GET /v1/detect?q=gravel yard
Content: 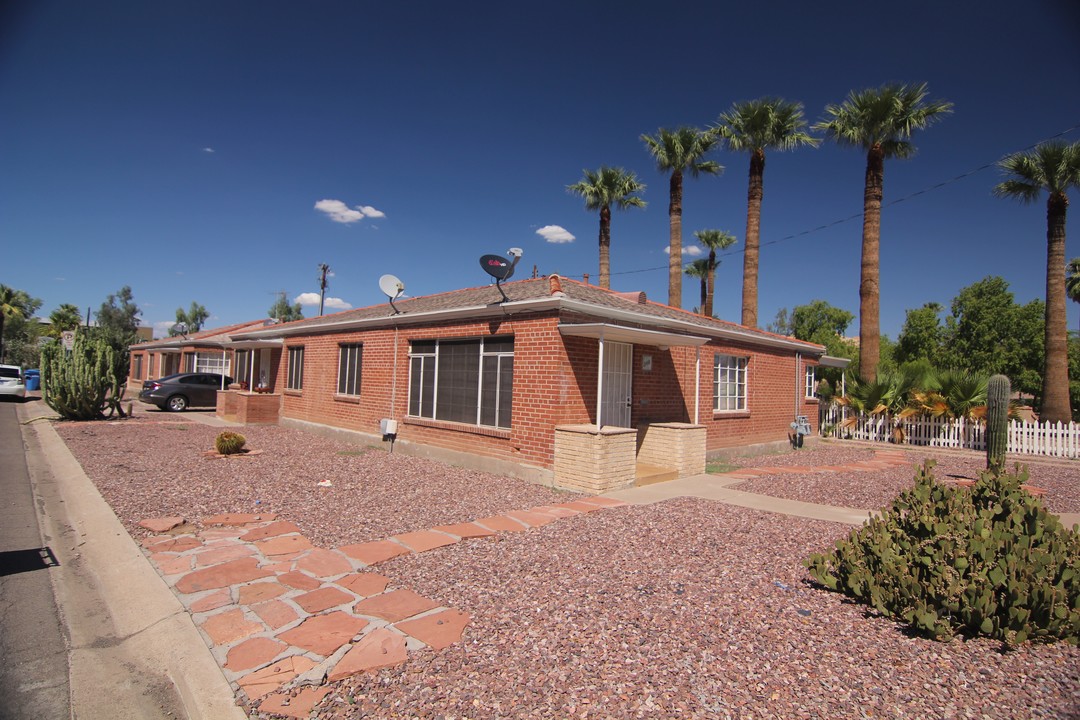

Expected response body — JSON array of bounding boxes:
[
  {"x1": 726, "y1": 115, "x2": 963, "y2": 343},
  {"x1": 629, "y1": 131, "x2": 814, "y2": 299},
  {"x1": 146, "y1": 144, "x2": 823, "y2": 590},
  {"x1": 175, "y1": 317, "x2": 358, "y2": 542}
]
[
  {"x1": 730, "y1": 442, "x2": 1080, "y2": 514},
  {"x1": 53, "y1": 417, "x2": 1080, "y2": 719}
]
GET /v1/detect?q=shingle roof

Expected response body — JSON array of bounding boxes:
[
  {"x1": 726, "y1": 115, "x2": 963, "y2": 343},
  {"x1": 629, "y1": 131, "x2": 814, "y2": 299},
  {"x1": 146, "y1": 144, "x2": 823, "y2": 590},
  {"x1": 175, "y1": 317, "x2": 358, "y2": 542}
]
[
  {"x1": 132, "y1": 318, "x2": 278, "y2": 349},
  {"x1": 232, "y1": 276, "x2": 824, "y2": 354}
]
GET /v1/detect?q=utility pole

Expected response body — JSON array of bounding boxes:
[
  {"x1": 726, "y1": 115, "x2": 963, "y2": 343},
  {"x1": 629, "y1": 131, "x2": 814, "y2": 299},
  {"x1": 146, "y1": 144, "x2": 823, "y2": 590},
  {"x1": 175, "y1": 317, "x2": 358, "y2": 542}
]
[{"x1": 317, "y1": 263, "x2": 331, "y2": 317}]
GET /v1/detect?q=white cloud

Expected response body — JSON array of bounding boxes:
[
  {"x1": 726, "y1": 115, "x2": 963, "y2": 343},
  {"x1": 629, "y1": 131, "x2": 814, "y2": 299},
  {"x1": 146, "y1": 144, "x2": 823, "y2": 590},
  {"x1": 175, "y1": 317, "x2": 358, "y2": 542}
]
[
  {"x1": 664, "y1": 245, "x2": 703, "y2": 256},
  {"x1": 294, "y1": 293, "x2": 352, "y2": 311},
  {"x1": 314, "y1": 199, "x2": 386, "y2": 224},
  {"x1": 202, "y1": 147, "x2": 215, "y2": 154},
  {"x1": 537, "y1": 225, "x2": 575, "y2": 244},
  {"x1": 323, "y1": 297, "x2": 352, "y2": 310},
  {"x1": 357, "y1": 205, "x2": 385, "y2": 219},
  {"x1": 153, "y1": 320, "x2": 174, "y2": 339}
]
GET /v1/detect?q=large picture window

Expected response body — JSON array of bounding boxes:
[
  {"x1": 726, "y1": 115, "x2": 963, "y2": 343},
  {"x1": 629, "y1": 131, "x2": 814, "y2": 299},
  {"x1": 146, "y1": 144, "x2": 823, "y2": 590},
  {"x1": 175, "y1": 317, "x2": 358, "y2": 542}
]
[
  {"x1": 408, "y1": 337, "x2": 514, "y2": 429},
  {"x1": 714, "y1": 354, "x2": 748, "y2": 412},
  {"x1": 286, "y1": 346, "x2": 304, "y2": 391},
  {"x1": 337, "y1": 344, "x2": 362, "y2": 396},
  {"x1": 194, "y1": 352, "x2": 230, "y2": 376}
]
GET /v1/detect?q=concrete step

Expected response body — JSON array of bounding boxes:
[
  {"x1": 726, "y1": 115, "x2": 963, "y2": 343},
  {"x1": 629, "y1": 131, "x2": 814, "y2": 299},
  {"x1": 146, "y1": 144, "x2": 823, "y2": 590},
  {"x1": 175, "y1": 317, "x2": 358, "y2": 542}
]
[{"x1": 635, "y1": 462, "x2": 679, "y2": 487}]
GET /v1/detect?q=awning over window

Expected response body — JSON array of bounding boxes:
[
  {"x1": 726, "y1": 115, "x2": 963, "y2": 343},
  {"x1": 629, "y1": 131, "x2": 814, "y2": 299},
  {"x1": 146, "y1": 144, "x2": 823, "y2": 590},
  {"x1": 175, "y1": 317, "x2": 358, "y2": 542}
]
[{"x1": 558, "y1": 323, "x2": 709, "y2": 348}]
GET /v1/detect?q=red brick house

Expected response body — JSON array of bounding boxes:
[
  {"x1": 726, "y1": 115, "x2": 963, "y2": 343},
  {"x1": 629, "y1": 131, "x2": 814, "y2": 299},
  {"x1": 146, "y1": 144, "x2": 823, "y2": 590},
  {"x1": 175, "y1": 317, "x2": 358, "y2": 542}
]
[
  {"x1": 214, "y1": 275, "x2": 830, "y2": 492},
  {"x1": 127, "y1": 318, "x2": 283, "y2": 391}
]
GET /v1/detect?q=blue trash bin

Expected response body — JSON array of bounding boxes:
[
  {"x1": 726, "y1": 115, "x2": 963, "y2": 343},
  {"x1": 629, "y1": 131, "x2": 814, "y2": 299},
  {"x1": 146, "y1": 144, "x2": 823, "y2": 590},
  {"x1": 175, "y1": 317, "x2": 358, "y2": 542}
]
[{"x1": 24, "y1": 369, "x2": 40, "y2": 391}]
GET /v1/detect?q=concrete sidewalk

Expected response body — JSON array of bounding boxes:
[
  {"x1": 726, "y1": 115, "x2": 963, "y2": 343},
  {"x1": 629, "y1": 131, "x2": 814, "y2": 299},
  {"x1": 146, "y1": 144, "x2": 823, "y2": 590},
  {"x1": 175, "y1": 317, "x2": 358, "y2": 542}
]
[{"x1": 16, "y1": 398, "x2": 246, "y2": 720}]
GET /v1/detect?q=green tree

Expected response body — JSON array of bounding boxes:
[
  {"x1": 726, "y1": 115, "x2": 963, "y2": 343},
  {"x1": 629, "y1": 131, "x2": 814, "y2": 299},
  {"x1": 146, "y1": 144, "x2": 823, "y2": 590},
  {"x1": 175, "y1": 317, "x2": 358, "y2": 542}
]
[
  {"x1": 566, "y1": 167, "x2": 647, "y2": 289},
  {"x1": 714, "y1": 98, "x2": 819, "y2": 328},
  {"x1": 814, "y1": 83, "x2": 952, "y2": 382},
  {"x1": 0, "y1": 284, "x2": 40, "y2": 364},
  {"x1": 994, "y1": 141, "x2": 1080, "y2": 423},
  {"x1": 1067, "y1": 257, "x2": 1080, "y2": 335},
  {"x1": 895, "y1": 302, "x2": 945, "y2": 365},
  {"x1": 771, "y1": 300, "x2": 857, "y2": 387},
  {"x1": 684, "y1": 258, "x2": 711, "y2": 314},
  {"x1": 641, "y1": 127, "x2": 723, "y2": 308},
  {"x1": 693, "y1": 229, "x2": 737, "y2": 317},
  {"x1": 942, "y1": 277, "x2": 1044, "y2": 397},
  {"x1": 48, "y1": 303, "x2": 83, "y2": 338},
  {"x1": 94, "y1": 286, "x2": 141, "y2": 378},
  {"x1": 170, "y1": 301, "x2": 209, "y2": 336},
  {"x1": 269, "y1": 293, "x2": 304, "y2": 323}
]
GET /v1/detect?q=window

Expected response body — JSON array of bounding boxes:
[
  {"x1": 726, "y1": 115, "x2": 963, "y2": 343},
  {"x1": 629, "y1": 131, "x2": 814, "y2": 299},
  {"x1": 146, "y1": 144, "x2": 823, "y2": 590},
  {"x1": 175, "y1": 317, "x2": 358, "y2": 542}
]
[
  {"x1": 408, "y1": 337, "x2": 514, "y2": 429},
  {"x1": 805, "y1": 365, "x2": 816, "y2": 398},
  {"x1": 132, "y1": 354, "x2": 144, "y2": 379},
  {"x1": 286, "y1": 346, "x2": 304, "y2": 390},
  {"x1": 714, "y1": 354, "x2": 747, "y2": 411},
  {"x1": 148, "y1": 353, "x2": 155, "y2": 378},
  {"x1": 195, "y1": 353, "x2": 230, "y2": 376},
  {"x1": 337, "y1": 344, "x2": 362, "y2": 396}
]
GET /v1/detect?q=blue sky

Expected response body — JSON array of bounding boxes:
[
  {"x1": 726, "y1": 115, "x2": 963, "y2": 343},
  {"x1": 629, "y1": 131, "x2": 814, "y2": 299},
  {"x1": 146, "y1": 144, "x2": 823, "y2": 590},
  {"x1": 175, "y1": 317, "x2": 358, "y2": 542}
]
[{"x1": 2, "y1": 1, "x2": 1079, "y2": 340}]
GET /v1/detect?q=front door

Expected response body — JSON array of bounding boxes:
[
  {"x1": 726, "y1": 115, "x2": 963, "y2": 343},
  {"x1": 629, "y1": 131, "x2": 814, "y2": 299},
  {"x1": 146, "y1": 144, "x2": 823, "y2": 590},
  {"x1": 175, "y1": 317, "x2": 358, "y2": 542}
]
[{"x1": 600, "y1": 341, "x2": 632, "y2": 428}]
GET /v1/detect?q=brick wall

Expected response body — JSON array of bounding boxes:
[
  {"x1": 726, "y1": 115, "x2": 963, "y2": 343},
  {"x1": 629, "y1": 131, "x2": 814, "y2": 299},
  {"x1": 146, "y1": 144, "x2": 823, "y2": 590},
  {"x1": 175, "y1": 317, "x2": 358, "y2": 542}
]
[{"x1": 270, "y1": 308, "x2": 821, "y2": 471}]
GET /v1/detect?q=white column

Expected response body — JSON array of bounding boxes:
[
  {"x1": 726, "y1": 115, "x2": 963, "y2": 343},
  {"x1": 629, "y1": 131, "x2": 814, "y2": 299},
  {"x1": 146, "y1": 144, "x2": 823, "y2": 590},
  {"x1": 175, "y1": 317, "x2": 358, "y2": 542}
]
[{"x1": 595, "y1": 332, "x2": 605, "y2": 430}]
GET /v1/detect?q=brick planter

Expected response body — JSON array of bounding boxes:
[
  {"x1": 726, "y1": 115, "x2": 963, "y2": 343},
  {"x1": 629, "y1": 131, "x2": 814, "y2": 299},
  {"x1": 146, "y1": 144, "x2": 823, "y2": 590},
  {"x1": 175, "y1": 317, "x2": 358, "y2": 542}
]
[{"x1": 553, "y1": 424, "x2": 637, "y2": 493}]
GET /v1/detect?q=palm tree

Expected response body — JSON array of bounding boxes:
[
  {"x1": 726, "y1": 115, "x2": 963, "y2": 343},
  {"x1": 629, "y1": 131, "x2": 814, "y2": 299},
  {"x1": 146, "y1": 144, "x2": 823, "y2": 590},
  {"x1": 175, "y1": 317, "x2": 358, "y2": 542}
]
[
  {"x1": 641, "y1": 127, "x2": 723, "y2": 308},
  {"x1": 567, "y1": 167, "x2": 647, "y2": 289},
  {"x1": 48, "y1": 303, "x2": 83, "y2": 338},
  {"x1": 685, "y1": 259, "x2": 711, "y2": 315},
  {"x1": 1067, "y1": 257, "x2": 1080, "y2": 335},
  {"x1": 814, "y1": 83, "x2": 952, "y2": 382},
  {"x1": 0, "y1": 285, "x2": 33, "y2": 362},
  {"x1": 714, "y1": 98, "x2": 819, "y2": 328},
  {"x1": 994, "y1": 141, "x2": 1080, "y2": 423},
  {"x1": 693, "y1": 229, "x2": 738, "y2": 318}
]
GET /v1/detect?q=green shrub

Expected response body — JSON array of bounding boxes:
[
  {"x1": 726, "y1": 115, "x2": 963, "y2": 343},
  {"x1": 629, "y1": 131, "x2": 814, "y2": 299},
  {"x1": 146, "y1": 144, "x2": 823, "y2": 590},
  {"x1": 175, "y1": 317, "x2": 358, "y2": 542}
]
[
  {"x1": 214, "y1": 431, "x2": 247, "y2": 455},
  {"x1": 806, "y1": 461, "x2": 1080, "y2": 646}
]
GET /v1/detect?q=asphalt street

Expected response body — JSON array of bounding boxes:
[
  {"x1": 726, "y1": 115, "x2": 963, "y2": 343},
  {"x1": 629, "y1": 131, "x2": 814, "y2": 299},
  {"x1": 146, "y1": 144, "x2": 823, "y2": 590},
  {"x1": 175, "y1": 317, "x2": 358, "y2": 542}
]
[{"x1": 0, "y1": 399, "x2": 70, "y2": 720}]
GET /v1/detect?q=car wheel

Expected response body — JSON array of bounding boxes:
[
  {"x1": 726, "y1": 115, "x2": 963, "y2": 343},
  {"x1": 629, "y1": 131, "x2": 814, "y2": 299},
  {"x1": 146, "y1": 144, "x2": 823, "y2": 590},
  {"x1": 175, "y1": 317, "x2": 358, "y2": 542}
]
[{"x1": 166, "y1": 395, "x2": 188, "y2": 412}]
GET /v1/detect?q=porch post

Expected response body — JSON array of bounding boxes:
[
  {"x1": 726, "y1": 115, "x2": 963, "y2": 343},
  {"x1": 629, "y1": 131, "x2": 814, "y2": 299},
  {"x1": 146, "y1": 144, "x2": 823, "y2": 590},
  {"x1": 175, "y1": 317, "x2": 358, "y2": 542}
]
[
  {"x1": 249, "y1": 350, "x2": 255, "y2": 388},
  {"x1": 221, "y1": 350, "x2": 227, "y2": 389},
  {"x1": 596, "y1": 331, "x2": 605, "y2": 429},
  {"x1": 694, "y1": 347, "x2": 700, "y2": 425}
]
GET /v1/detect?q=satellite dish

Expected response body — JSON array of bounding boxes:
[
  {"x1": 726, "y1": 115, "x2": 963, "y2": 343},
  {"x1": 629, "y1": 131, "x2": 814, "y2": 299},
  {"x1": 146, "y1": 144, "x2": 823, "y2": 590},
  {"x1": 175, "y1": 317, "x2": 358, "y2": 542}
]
[
  {"x1": 479, "y1": 248, "x2": 524, "y2": 302},
  {"x1": 379, "y1": 274, "x2": 405, "y2": 299},
  {"x1": 480, "y1": 254, "x2": 514, "y2": 280},
  {"x1": 379, "y1": 274, "x2": 405, "y2": 314}
]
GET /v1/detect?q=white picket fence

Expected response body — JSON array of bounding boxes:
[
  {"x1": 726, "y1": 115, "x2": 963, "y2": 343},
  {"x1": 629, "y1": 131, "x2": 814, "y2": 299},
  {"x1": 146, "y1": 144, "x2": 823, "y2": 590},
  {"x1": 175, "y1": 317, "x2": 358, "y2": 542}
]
[{"x1": 822, "y1": 405, "x2": 1080, "y2": 460}]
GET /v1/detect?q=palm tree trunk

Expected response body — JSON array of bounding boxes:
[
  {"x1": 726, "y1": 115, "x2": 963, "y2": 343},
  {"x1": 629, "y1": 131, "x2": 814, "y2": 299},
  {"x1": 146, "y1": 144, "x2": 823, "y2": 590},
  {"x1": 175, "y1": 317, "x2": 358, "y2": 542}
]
[
  {"x1": 706, "y1": 250, "x2": 716, "y2": 317},
  {"x1": 699, "y1": 277, "x2": 707, "y2": 314},
  {"x1": 859, "y1": 145, "x2": 884, "y2": 382},
  {"x1": 1041, "y1": 192, "x2": 1073, "y2": 422},
  {"x1": 0, "y1": 314, "x2": 5, "y2": 363},
  {"x1": 599, "y1": 204, "x2": 612, "y2": 289},
  {"x1": 668, "y1": 172, "x2": 683, "y2": 308},
  {"x1": 741, "y1": 149, "x2": 765, "y2": 327}
]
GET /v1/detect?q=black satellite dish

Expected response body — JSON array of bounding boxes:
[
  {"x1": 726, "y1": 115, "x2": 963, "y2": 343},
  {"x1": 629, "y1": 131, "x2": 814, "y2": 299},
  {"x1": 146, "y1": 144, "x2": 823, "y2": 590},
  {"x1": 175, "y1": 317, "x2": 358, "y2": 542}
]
[{"x1": 479, "y1": 248, "x2": 523, "y2": 302}]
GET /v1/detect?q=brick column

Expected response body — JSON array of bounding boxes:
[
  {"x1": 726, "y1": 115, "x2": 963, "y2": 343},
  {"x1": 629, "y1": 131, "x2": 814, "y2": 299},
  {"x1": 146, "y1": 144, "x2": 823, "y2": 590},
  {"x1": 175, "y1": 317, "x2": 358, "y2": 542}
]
[
  {"x1": 553, "y1": 425, "x2": 636, "y2": 493},
  {"x1": 636, "y1": 422, "x2": 705, "y2": 477}
]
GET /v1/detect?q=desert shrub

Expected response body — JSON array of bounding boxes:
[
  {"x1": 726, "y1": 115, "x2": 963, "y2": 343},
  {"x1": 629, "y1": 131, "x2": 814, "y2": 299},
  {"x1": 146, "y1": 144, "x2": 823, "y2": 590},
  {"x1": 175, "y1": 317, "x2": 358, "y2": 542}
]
[
  {"x1": 214, "y1": 431, "x2": 247, "y2": 455},
  {"x1": 806, "y1": 461, "x2": 1080, "y2": 646}
]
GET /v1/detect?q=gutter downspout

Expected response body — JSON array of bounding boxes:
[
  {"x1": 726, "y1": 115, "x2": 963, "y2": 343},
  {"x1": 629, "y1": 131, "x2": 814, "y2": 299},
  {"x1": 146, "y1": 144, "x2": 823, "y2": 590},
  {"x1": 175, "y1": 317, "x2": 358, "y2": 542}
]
[{"x1": 795, "y1": 352, "x2": 801, "y2": 419}]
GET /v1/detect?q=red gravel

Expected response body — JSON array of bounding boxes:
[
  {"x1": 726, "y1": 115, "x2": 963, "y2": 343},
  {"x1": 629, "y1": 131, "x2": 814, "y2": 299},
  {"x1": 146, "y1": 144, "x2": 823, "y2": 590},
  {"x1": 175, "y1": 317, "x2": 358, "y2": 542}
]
[
  {"x1": 53, "y1": 418, "x2": 1080, "y2": 718},
  {"x1": 731, "y1": 443, "x2": 1080, "y2": 514}
]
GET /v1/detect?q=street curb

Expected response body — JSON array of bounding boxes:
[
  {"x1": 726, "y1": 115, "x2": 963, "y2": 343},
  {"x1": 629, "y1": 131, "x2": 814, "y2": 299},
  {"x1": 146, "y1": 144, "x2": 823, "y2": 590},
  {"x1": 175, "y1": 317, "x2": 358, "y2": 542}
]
[{"x1": 18, "y1": 400, "x2": 246, "y2": 720}]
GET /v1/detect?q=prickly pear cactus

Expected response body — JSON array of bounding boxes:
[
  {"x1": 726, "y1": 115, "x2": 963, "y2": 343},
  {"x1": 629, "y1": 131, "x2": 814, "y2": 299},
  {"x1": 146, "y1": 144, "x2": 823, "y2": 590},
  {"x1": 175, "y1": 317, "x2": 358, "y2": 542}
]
[{"x1": 986, "y1": 374, "x2": 1010, "y2": 475}]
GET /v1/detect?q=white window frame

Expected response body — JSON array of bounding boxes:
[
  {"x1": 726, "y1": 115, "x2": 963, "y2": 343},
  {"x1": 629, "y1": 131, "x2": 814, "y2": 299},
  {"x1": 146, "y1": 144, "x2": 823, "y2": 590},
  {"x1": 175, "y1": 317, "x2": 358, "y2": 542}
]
[
  {"x1": 194, "y1": 352, "x2": 231, "y2": 376},
  {"x1": 407, "y1": 337, "x2": 514, "y2": 429},
  {"x1": 286, "y1": 346, "x2": 304, "y2": 391},
  {"x1": 337, "y1": 344, "x2": 362, "y2": 396},
  {"x1": 713, "y1": 354, "x2": 748, "y2": 412},
  {"x1": 805, "y1": 364, "x2": 817, "y2": 398}
]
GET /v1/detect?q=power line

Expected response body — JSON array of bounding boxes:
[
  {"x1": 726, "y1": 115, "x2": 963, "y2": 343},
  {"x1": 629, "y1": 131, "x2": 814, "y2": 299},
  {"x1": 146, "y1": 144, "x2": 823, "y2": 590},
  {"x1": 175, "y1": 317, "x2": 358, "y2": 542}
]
[{"x1": 581, "y1": 122, "x2": 1080, "y2": 280}]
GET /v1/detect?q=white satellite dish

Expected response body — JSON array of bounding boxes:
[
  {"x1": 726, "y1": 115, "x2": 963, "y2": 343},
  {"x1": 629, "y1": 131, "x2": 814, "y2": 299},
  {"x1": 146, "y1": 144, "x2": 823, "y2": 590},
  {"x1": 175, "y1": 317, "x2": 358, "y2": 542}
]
[{"x1": 379, "y1": 274, "x2": 405, "y2": 314}]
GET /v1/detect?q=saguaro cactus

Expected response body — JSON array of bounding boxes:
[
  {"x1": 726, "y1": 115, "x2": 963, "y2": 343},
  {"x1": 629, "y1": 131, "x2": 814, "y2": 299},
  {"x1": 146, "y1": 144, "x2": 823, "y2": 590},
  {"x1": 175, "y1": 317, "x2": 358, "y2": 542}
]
[{"x1": 985, "y1": 374, "x2": 1010, "y2": 474}]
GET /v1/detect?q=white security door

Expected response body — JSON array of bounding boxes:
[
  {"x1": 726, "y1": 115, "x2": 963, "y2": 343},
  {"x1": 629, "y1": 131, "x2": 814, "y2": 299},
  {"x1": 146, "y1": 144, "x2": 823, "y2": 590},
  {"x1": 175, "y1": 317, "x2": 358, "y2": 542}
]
[{"x1": 600, "y1": 341, "x2": 633, "y2": 428}]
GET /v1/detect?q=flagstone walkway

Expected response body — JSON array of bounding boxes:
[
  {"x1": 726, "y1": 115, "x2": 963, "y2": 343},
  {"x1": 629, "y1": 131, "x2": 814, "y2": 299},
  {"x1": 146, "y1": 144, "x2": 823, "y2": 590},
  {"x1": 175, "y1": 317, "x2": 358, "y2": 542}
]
[{"x1": 138, "y1": 495, "x2": 627, "y2": 718}]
